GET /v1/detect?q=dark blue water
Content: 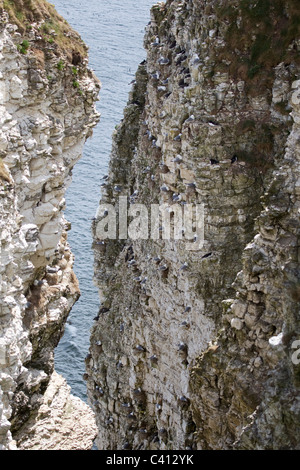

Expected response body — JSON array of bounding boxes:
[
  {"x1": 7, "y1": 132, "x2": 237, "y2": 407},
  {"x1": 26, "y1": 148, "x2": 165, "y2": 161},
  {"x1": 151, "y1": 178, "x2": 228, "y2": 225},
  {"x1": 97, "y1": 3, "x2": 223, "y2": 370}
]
[{"x1": 53, "y1": 0, "x2": 156, "y2": 401}]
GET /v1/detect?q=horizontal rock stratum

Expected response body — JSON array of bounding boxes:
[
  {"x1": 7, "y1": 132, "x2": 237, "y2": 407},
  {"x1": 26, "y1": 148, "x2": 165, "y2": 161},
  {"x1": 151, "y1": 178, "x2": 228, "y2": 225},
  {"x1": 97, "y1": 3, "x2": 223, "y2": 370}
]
[{"x1": 0, "y1": 1, "x2": 100, "y2": 450}]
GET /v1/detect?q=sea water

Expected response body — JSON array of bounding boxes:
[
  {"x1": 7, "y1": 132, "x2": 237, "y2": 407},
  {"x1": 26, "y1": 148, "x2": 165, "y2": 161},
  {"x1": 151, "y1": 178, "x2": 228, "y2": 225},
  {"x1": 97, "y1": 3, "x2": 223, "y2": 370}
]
[{"x1": 52, "y1": 0, "x2": 156, "y2": 402}]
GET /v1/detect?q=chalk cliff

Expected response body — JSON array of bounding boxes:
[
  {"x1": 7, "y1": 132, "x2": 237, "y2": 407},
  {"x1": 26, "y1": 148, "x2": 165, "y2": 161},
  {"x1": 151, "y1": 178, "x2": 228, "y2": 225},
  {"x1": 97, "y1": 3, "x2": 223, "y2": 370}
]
[
  {"x1": 88, "y1": 0, "x2": 300, "y2": 450},
  {"x1": 0, "y1": 1, "x2": 99, "y2": 449}
]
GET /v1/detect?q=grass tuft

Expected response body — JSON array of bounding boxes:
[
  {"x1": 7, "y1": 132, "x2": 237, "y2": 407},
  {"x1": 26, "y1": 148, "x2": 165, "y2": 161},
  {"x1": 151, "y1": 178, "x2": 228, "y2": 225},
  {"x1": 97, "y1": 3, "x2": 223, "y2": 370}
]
[
  {"x1": 215, "y1": 0, "x2": 300, "y2": 95},
  {"x1": 0, "y1": 0, "x2": 87, "y2": 62},
  {"x1": 17, "y1": 38, "x2": 30, "y2": 54}
]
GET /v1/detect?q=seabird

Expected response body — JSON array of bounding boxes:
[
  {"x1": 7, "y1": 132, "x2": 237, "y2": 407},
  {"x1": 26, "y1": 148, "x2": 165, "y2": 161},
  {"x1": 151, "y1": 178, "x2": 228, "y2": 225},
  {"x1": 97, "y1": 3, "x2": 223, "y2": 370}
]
[
  {"x1": 172, "y1": 193, "x2": 182, "y2": 202},
  {"x1": 101, "y1": 208, "x2": 109, "y2": 217},
  {"x1": 173, "y1": 154, "x2": 183, "y2": 163},
  {"x1": 186, "y1": 182, "x2": 196, "y2": 189},
  {"x1": 181, "y1": 66, "x2": 190, "y2": 75},
  {"x1": 176, "y1": 54, "x2": 187, "y2": 66},
  {"x1": 173, "y1": 134, "x2": 182, "y2": 141},
  {"x1": 140, "y1": 429, "x2": 148, "y2": 435},
  {"x1": 158, "y1": 56, "x2": 170, "y2": 65},
  {"x1": 158, "y1": 264, "x2": 168, "y2": 271},
  {"x1": 46, "y1": 266, "x2": 59, "y2": 274},
  {"x1": 178, "y1": 342, "x2": 187, "y2": 351},
  {"x1": 143, "y1": 166, "x2": 151, "y2": 173},
  {"x1": 128, "y1": 259, "x2": 137, "y2": 266},
  {"x1": 179, "y1": 396, "x2": 189, "y2": 403},
  {"x1": 135, "y1": 345, "x2": 146, "y2": 352},
  {"x1": 231, "y1": 155, "x2": 238, "y2": 164},
  {"x1": 122, "y1": 403, "x2": 131, "y2": 408},
  {"x1": 151, "y1": 37, "x2": 160, "y2": 46},
  {"x1": 160, "y1": 184, "x2": 169, "y2": 192},
  {"x1": 150, "y1": 354, "x2": 158, "y2": 362},
  {"x1": 184, "y1": 305, "x2": 191, "y2": 313},
  {"x1": 185, "y1": 114, "x2": 195, "y2": 123},
  {"x1": 180, "y1": 262, "x2": 188, "y2": 271},
  {"x1": 146, "y1": 129, "x2": 153, "y2": 140},
  {"x1": 151, "y1": 71, "x2": 160, "y2": 80},
  {"x1": 113, "y1": 185, "x2": 122, "y2": 192}
]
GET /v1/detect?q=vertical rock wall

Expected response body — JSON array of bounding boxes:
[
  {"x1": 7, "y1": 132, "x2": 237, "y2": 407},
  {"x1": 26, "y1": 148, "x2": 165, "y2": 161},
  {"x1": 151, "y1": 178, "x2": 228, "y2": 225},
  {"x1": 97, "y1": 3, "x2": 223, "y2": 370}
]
[
  {"x1": 190, "y1": 77, "x2": 300, "y2": 450},
  {"x1": 88, "y1": 0, "x2": 300, "y2": 450},
  {"x1": 0, "y1": 3, "x2": 99, "y2": 450}
]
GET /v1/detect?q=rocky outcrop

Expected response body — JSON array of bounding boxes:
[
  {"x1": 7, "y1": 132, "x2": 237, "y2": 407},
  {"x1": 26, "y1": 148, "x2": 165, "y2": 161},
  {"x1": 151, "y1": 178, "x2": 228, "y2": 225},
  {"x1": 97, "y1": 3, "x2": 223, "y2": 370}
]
[
  {"x1": 13, "y1": 371, "x2": 98, "y2": 450},
  {"x1": 0, "y1": 2, "x2": 99, "y2": 450},
  {"x1": 88, "y1": 0, "x2": 300, "y2": 450}
]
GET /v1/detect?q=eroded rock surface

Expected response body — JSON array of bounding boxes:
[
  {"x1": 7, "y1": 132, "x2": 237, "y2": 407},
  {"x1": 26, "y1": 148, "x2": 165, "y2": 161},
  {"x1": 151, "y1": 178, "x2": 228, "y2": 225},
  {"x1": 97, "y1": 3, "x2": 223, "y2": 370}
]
[
  {"x1": 0, "y1": 3, "x2": 99, "y2": 450},
  {"x1": 88, "y1": 0, "x2": 300, "y2": 450}
]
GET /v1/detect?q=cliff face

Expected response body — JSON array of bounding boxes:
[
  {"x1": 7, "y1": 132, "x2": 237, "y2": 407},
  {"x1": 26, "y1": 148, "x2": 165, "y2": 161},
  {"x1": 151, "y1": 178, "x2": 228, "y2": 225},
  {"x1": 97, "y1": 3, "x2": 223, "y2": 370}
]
[
  {"x1": 88, "y1": 0, "x2": 300, "y2": 450},
  {"x1": 0, "y1": 2, "x2": 99, "y2": 449}
]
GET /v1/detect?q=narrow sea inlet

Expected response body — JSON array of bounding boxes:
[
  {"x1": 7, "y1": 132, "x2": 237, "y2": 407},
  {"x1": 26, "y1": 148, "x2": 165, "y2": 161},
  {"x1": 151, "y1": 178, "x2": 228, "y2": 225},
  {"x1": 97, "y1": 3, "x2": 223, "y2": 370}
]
[{"x1": 52, "y1": 0, "x2": 157, "y2": 402}]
